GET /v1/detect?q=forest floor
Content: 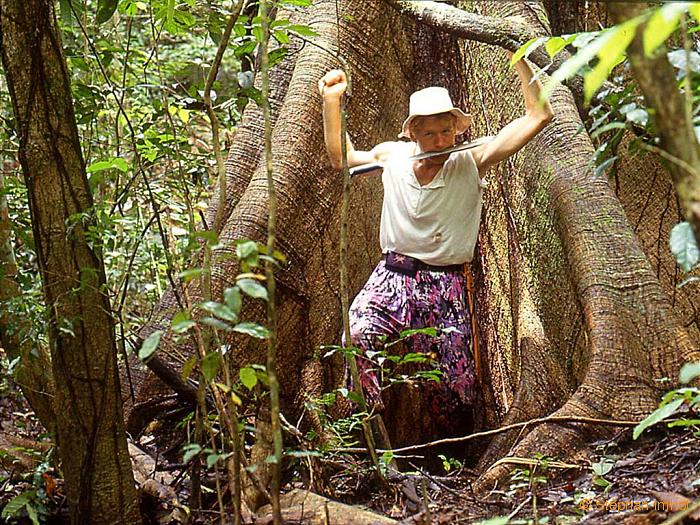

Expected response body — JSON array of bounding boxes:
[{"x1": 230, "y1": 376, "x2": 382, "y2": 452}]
[
  {"x1": 297, "y1": 423, "x2": 700, "y2": 525},
  {"x1": 1, "y1": 380, "x2": 700, "y2": 525}
]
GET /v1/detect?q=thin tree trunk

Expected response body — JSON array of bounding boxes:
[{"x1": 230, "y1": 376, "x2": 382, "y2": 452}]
[{"x1": 0, "y1": 1, "x2": 141, "y2": 522}]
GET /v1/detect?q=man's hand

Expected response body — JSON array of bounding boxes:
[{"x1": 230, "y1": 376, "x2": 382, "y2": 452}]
[
  {"x1": 319, "y1": 68, "x2": 384, "y2": 170},
  {"x1": 319, "y1": 69, "x2": 348, "y2": 99}
]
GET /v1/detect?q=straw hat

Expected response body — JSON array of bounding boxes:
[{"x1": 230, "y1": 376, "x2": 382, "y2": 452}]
[{"x1": 399, "y1": 87, "x2": 471, "y2": 139}]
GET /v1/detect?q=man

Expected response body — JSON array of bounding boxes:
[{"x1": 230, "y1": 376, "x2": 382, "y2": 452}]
[{"x1": 319, "y1": 54, "x2": 553, "y2": 431}]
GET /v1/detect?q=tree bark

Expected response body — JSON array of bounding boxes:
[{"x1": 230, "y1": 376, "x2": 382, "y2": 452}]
[
  {"x1": 128, "y1": 0, "x2": 700, "y2": 501},
  {"x1": 461, "y1": 1, "x2": 700, "y2": 491},
  {"x1": 0, "y1": 1, "x2": 141, "y2": 523}
]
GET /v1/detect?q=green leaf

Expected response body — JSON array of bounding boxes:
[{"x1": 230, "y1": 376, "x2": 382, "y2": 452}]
[
  {"x1": 1, "y1": 491, "x2": 35, "y2": 518},
  {"x1": 181, "y1": 355, "x2": 197, "y2": 381},
  {"x1": 668, "y1": 418, "x2": 700, "y2": 427},
  {"x1": 58, "y1": 0, "x2": 73, "y2": 25},
  {"x1": 172, "y1": 311, "x2": 196, "y2": 334},
  {"x1": 401, "y1": 352, "x2": 430, "y2": 364},
  {"x1": 201, "y1": 352, "x2": 221, "y2": 383},
  {"x1": 26, "y1": 503, "x2": 39, "y2": 525},
  {"x1": 86, "y1": 159, "x2": 117, "y2": 173},
  {"x1": 174, "y1": 318, "x2": 196, "y2": 333},
  {"x1": 96, "y1": 0, "x2": 118, "y2": 23},
  {"x1": 273, "y1": 30, "x2": 289, "y2": 44},
  {"x1": 280, "y1": 0, "x2": 311, "y2": 6},
  {"x1": 680, "y1": 361, "x2": 700, "y2": 384},
  {"x1": 589, "y1": 121, "x2": 627, "y2": 140},
  {"x1": 594, "y1": 156, "x2": 618, "y2": 178},
  {"x1": 112, "y1": 157, "x2": 128, "y2": 172},
  {"x1": 689, "y1": 3, "x2": 700, "y2": 24},
  {"x1": 399, "y1": 327, "x2": 438, "y2": 338},
  {"x1": 0, "y1": 490, "x2": 37, "y2": 518},
  {"x1": 643, "y1": 3, "x2": 686, "y2": 57},
  {"x1": 593, "y1": 477, "x2": 611, "y2": 488},
  {"x1": 233, "y1": 322, "x2": 269, "y2": 339},
  {"x1": 633, "y1": 397, "x2": 685, "y2": 439},
  {"x1": 238, "y1": 279, "x2": 268, "y2": 300},
  {"x1": 195, "y1": 230, "x2": 219, "y2": 247},
  {"x1": 240, "y1": 366, "x2": 258, "y2": 389},
  {"x1": 138, "y1": 330, "x2": 163, "y2": 361},
  {"x1": 415, "y1": 369, "x2": 443, "y2": 382},
  {"x1": 347, "y1": 390, "x2": 363, "y2": 405},
  {"x1": 201, "y1": 317, "x2": 232, "y2": 331},
  {"x1": 544, "y1": 36, "x2": 573, "y2": 59},
  {"x1": 236, "y1": 240, "x2": 259, "y2": 264},
  {"x1": 584, "y1": 21, "x2": 639, "y2": 104},
  {"x1": 670, "y1": 222, "x2": 700, "y2": 272},
  {"x1": 182, "y1": 443, "x2": 202, "y2": 463},
  {"x1": 269, "y1": 48, "x2": 287, "y2": 67},
  {"x1": 207, "y1": 452, "x2": 229, "y2": 468},
  {"x1": 543, "y1": 29, "x2": 606, "y2": 102},
  {"x1": 200, "y1": 301, "x2": 237, "y2": 322},
  {"x1": 288, "y1": 24, "x2": 318, "y2": 37},
  {"x1": 224, "y1": 287, "x2": 242, "y2": 314},
  {"x1": 511, "y1": 37, "x2": 544, "y2": 66},
  {"x1": 591, "y1": 460, "x2": 613, "y2": 477}
]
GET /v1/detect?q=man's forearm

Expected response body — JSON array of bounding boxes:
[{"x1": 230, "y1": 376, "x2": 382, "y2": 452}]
[
  {"x1": 322, "y1": 96, "x2": 354, "y2": 169},
  {"x1": 514, "y1": 59, "x2": 553, "y2": 119}
]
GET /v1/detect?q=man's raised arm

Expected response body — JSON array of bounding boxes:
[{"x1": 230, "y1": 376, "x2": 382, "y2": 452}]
[
  {"x1": 470, "y1": 53, "x2": 554, "y2": 173},
  {"x1": 319, "y1": 69, "x2": 377, "y2": 170}
]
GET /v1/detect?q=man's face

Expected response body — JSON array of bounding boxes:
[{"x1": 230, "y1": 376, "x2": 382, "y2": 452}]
[{"x1": 410, "y1": 114, "x2": 457, "y2": 166}]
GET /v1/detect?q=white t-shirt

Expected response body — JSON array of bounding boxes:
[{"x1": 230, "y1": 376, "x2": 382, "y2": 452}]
[{"x1": 379, "y1": 141, "x2": 485, "y2": 265}]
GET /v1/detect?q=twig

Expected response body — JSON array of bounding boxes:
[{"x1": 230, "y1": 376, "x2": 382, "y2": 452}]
[
  {"x1": 509, "y1": 495, "x2": 532, "y2": 521},
  {"x1": 640, "y1": 142, "x2": 700, "y2": 180},
  {"x1": 303, "y1": 1, "x2": 390, "y2": 482},
  {"x1": 489, "y1": 456, "x2": 580, "y2": 470},
  {"x1": 336, "y1": 415, "x2": 640, "y2": 454},
  {"x1": 659, "y1": 498, "x2": 700, "y2": 525},
  {"x1": 204, "y1": 0, "x2": 248, "y2": 233},
  {"x1": 292, "y1": 17, "x2": 394, "y2": 477},
  {"x1": 408, "y1": 462, "x2": 462, "y2": 498},
  {"x1": 260, "y1": 1, "x2": 283, "y2": 523}
]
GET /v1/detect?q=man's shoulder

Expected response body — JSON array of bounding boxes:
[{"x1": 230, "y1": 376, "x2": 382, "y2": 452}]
[
  {"x1": 451, "y1": 147, "x2": 479, "y2": 171},
  {"x1": 371, "y1": 140, "x2": 412, "y2": 162}
]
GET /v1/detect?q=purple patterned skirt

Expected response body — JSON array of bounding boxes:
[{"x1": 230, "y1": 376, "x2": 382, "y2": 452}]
[{"x1": 347, "y1": 260, "x2": 476, "y2": 421}]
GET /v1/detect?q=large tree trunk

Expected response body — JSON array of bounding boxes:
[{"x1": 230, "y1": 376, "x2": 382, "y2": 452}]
[
  {"x1": 0, "y1": 1, "x2": 141, "y2": 523},
  {"x1": 128, "y1": 0, "x2": 700, "y2": 501},
  {"x1": 128, "y1": 0, "x2": 473, "y2": 434},
  {"x1": 463, "y1": 1, "x2": 700, "y2": 489}
]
